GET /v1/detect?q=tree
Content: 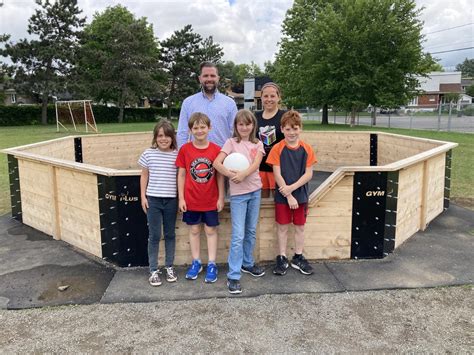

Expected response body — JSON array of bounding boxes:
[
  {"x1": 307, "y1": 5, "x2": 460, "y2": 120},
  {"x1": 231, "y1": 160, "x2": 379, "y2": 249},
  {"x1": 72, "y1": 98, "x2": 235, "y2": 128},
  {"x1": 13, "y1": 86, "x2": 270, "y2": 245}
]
[
  {"x1": 274, "y1": 0, "x2": 321, "y2": 109},
  {"x1": 420, "y1": 53, "x2": 444, "y2": 72},
  {"x1": 455, "y1": 58, "x2": 474, "y2": 77},
  {"x1": 466, "y1": 85, "x2": 474, "y2": 97},
  {"x1": 276, "y1": 0, "x2": 434, "y2": 126},
  {"x1": 200, "y1": 36, "x2": 224, "y2": 64},
  {"x1": 263, "y1": 60, "x2": 276, "y2": 77},
  {"x1": 160, "y1": 25, "x2": 203, "y2": 119},
  {"x1": 1, "y1": 0, "x2": 85, "y2": 124},
  {"x1": 217, "y1": 60, "x2": 238, "y2": 92},
  {"x1": 76, "y1": 5, "x2": 162, "y2": 123},
  {"x1": 217, "y1": 60, "x2": 264, "y2": 93}
]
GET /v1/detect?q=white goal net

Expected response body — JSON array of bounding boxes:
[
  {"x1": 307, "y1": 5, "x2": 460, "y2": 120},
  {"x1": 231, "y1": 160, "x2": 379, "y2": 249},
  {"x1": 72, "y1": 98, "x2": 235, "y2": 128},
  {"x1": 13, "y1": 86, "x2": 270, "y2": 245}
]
[{"x1": 55, "y1": 100, "x2": 98, "y2": 133}]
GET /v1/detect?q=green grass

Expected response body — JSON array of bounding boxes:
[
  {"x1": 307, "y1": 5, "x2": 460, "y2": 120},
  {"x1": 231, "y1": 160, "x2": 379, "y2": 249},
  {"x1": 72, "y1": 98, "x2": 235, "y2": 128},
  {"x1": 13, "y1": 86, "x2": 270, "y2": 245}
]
[{"x1": 0, "y1": 121, "x2": 472, "y2": 214}]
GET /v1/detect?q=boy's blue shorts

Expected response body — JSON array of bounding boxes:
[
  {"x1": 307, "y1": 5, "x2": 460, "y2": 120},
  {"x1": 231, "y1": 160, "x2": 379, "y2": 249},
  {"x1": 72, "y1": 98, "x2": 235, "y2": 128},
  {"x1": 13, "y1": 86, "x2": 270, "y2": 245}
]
[{"x1": 183, "y1": 210, "x2": 219, "y2": 227}]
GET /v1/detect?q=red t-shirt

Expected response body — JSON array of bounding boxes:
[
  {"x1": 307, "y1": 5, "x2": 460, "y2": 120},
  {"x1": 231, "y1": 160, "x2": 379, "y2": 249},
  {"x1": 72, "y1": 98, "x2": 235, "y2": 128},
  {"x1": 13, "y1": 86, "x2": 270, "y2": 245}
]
[{"x1": 176, "y1": 142, "x2": 221, "y2": 211}]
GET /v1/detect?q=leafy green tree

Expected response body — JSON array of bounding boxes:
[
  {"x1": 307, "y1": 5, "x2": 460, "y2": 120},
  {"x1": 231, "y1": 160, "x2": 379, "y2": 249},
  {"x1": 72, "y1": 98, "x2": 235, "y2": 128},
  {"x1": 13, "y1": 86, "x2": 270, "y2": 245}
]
[
  {"x1": 444, "y1": 92, "x2": 460, "y2": 103},
  {"x1": 263, "y1": 60, "x2": 276, "y2": 77},
  {"x1": 160, "y1": 25, "x2": 203, "y2": 119},
  {"x1": 217, "y1": 60, "x2": 238, "y2": 91},
  {"x1": 76, "y1": 5, "x2": 162, "y2": 123},
  {"x1": 274, "y1": 0, "x2": 321, "y2": 108},
  {"x1": 455, "y1": 58, "x2": 474, "y2": 77},
  {"x1": 200, "y1": 36, "x2": 224, "y2": 64},
  {"x1": 427, "y1": 57, "x2": 444, "y2": 72},
  {"x1": 1, "y1": 0, "x2": 85, "y2": 124},
  {"x1": 466, "y1": 85, "x2": 474, "y2": 97},
  {"x1": 276, "y1": 0, "x2": 433, "y2": 126},
  {"x1": 217, "y1": 61, "x2": 264, "y2": 93}
]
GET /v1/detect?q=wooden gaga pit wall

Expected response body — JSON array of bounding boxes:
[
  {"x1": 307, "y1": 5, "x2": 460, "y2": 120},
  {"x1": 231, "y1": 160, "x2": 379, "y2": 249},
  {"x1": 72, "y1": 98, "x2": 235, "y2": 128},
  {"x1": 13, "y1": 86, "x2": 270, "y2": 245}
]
[{"x1": 3, "y1": 131, "x2": 457, "y2": 267}]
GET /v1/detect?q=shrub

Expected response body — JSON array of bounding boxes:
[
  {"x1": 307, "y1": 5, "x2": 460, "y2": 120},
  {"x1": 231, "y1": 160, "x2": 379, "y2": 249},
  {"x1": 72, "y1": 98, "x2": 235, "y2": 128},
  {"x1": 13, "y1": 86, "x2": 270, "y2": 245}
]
[{"x1": 0, "y1": 105, "x2": 180, "y2": 126}]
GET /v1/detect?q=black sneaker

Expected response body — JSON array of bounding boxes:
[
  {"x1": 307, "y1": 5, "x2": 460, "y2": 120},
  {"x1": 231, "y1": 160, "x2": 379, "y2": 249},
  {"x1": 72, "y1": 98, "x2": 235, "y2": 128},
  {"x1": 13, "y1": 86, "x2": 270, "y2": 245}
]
[
  {"x1": 272, "y1": 255, "x2": 289, "y2": 276},
  {"x1": 241, "y1": 264, "x2": 265, "y2": 277},
  {"x1": 291, "y1": 254, "x2": 314, "y2": 275},
  {"x1": 227, "y1": 279, "x2": 242, "y2": 294}
]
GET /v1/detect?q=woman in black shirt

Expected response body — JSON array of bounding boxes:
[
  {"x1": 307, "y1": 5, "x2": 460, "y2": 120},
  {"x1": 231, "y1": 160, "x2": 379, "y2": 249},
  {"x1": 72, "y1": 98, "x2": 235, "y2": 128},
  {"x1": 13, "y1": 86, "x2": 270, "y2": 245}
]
[{"x1": 256, "y1": 82, "x2": 286, "y2": 196}]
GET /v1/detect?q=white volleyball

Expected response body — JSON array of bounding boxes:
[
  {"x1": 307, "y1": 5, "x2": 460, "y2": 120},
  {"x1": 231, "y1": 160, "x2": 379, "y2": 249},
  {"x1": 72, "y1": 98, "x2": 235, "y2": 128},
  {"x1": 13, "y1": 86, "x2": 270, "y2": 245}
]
[{"x1": 223, "y1": 152, "x2": 250, "y2": 171}]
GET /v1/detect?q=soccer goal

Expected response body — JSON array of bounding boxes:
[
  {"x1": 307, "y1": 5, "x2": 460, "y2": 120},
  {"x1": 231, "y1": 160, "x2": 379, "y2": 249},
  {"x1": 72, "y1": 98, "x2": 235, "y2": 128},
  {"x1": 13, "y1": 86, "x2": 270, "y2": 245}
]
[{"x1": 55, "y1": 100, "x2": 98, "y2": 133}]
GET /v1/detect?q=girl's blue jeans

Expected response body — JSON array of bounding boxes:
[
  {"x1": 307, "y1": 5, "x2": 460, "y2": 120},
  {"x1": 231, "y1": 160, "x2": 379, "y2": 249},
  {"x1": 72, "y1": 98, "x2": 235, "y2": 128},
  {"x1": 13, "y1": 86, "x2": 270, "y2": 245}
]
[
  {"x1": 227, "y1": 189, "x2": 261, "y2": 281},
  {"x1": 147, "y1": 196, "x2": 177, "y2": 272}
]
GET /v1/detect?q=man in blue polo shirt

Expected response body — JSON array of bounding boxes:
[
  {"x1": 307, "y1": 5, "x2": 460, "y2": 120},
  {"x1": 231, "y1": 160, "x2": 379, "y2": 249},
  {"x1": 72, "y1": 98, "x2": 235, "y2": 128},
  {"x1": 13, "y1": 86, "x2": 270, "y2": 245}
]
[{"x1": 177, "y1": 62, "x2": 238, "y2": 148}]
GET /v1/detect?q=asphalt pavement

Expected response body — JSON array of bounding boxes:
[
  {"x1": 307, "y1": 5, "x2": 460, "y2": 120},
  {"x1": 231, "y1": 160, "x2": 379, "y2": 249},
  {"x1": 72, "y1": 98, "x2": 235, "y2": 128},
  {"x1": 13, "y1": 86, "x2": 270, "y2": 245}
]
[{"x1": 0, "y1": 204, "x2": 472, "y2": 310}]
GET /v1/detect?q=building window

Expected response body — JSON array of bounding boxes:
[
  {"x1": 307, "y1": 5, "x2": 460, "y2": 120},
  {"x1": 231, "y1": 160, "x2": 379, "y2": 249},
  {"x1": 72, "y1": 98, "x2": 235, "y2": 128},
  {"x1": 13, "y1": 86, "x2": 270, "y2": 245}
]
[
  {"x1": 10, "y1": 94, "x2": 16, "y2": 104},
  {"x1": 409, "y1": 97, "x2": 418, "y2": 106}
]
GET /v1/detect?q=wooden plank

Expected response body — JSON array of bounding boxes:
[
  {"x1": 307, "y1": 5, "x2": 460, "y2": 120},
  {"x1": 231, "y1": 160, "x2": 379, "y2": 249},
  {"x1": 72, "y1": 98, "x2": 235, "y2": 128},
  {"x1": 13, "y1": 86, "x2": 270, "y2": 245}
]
[
  {"x1": 50, "y1": 165, "x2": 61, "y2": 240},
  {"x1": 395, "y1": 163, "x2": 423, "y2": 247},
  {"x1": 419, "y1": 160, "x2": 429, "y2": 230},
  {"x1": 60, "y1": 225, "x2": 102, "y2": 257},
  {"x1": 425, "y1": 154, "x2": 446, "y2": 224}
]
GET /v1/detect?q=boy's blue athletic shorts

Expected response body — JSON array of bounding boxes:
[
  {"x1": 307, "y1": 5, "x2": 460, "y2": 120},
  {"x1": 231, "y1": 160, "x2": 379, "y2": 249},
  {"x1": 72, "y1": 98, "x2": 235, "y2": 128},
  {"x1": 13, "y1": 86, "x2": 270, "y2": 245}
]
[{"x1": 183, "y1": 210, "x2": 219, "y2": 227}]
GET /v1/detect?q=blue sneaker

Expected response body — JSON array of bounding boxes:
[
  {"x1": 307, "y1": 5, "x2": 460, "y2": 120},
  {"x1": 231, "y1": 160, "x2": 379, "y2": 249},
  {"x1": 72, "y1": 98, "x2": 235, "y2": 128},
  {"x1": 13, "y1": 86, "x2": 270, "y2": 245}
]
[
  {"x1": 205, "y1": 263, "x2": 218, "y2": 283},
  {"x1": 185, "y1": 259, "x2": 203, "y2": 280}
]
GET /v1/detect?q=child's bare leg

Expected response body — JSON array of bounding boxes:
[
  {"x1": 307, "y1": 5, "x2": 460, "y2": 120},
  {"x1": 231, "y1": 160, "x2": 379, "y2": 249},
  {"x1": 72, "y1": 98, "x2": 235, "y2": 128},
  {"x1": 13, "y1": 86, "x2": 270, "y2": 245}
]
[
  {"x1": 189, "y1": 224, "x2": 201, "y2": 260},
  {"x1": 204, "y1": 225, "x2": 218, "y2": 262},
  {"x1": 277, "y1": 223, "x2": 289, "y2": 256},
  {"x1": 294, "y1": 225, "x2": 305, "y2": 254}
]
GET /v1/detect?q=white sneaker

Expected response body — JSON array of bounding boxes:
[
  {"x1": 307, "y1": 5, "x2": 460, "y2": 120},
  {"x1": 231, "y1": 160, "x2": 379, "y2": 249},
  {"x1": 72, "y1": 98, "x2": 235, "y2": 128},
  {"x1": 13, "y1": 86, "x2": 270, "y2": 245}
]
[
  {"x1": 149, "y1": 271, "x2": 162, "y2": 286},
  {"x1": 165, "y1": 266, "x2": 178, "y2": 282}
]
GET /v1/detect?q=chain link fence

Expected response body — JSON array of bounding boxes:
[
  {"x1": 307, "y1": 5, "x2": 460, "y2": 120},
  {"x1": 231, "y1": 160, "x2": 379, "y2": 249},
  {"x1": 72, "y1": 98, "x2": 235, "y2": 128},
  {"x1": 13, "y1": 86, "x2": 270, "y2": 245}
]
[{"x1": 298, "y1": 103, "x2": 474, "y2": 133}]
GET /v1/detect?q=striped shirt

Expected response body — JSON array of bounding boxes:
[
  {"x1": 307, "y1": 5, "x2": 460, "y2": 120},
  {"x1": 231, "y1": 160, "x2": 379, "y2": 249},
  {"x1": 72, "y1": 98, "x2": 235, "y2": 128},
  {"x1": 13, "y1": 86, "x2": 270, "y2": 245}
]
[
  {"x1": 177, "y1": 90, "x2": 238, "y2": 148},
  {"x1": 138, "y1": 148, "x2": 178, "y2": 198}
]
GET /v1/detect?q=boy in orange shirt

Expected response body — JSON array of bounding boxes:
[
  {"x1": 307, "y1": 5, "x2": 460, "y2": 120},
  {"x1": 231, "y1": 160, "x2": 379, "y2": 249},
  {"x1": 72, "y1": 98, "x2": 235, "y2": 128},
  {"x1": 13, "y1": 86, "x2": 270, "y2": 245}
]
[{"x1": 266, "y1": 110, "x2": 317, "y2": 275}]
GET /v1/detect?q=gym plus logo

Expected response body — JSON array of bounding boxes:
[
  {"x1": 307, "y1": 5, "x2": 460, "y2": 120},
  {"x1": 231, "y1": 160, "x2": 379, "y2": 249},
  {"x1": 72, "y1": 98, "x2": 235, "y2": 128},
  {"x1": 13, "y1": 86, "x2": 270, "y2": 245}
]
[{"x1": 190, "y1": 157, "x2": 214, "y2": 183}]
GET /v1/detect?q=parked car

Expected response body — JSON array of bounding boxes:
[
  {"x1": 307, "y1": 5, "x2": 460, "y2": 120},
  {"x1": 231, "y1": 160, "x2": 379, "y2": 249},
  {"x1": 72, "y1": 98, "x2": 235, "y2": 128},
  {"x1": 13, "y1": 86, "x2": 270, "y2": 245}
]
[{"x1": 380, "y1": 107, "x2": 397, "y2": 114}]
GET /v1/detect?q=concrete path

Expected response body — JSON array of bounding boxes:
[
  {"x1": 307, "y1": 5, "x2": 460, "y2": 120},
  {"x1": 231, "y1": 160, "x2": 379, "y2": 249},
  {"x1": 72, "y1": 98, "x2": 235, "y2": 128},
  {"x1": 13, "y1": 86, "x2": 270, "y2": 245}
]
[{"x1": 0, "y1": 205, "x2": 473, "y2": 310}]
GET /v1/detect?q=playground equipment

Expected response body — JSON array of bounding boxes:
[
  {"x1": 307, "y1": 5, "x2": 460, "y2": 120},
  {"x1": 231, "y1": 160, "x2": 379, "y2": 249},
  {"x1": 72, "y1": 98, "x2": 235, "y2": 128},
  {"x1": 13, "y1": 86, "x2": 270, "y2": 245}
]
[
  {"x1": 3, "y1": 131, "x2": 456, "y2": 267},
  {"x1": 55, "y1": 100, "x2": 98, "y2": 133}
]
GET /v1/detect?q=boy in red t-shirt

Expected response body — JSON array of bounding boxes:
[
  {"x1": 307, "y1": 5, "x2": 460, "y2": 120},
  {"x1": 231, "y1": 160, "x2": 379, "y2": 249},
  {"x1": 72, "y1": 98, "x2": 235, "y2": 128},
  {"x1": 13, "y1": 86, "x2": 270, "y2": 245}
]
[
  {"x1": 266, "y1": 110, "x2": 317, "y2": 276},
  {"x1": 176, "y1": 112, "x2": 225, "y2": 283}
]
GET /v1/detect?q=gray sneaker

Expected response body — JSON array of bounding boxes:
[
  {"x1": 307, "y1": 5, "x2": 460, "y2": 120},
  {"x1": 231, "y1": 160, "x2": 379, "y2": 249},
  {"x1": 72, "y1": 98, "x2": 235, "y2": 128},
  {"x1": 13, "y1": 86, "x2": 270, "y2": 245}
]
[
  {"x1": 241, "y1": 264, "x2": 265, "y2": 277},
  {"x1": 149, "y1": 271, "x2": 162, "y2": 286},
  {"x1": 227, "y1": 279, "x2": 242, "y2": 294},
  {"x1": 165, "y1": 266, "x2": 178, "y2": 282}
]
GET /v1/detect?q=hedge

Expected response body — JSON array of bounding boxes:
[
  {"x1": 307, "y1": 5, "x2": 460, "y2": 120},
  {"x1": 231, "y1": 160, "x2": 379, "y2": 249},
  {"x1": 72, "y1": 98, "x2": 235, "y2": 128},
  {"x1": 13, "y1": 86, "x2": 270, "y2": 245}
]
[{"x1": 0, "y1": 105, "x2": 180, "y2": 126}]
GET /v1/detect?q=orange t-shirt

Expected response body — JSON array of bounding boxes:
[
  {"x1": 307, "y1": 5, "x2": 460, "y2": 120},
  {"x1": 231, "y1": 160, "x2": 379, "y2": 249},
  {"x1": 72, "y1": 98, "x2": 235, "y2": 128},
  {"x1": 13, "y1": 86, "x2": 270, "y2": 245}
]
[{"x1": 266, "y1": 139, "x2": 317, "y2": 204}]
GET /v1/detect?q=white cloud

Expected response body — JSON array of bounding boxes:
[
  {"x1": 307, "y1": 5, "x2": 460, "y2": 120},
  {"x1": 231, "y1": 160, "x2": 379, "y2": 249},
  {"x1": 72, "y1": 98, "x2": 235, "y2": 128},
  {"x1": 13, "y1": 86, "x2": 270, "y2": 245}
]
[
  {"x1": 417, "y1": 0, "x2": 474, "y2": 69},
  {"x1": 0, "y1": 0, "x2": 472, "y2": 70}
]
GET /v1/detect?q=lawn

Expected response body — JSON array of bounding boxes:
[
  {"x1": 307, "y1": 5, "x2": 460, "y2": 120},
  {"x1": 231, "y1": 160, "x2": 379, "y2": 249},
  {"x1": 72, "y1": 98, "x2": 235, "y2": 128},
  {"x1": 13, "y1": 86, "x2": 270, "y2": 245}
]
[{"x1": 0, "y1": 121, "x2": 472, "y2": 214}]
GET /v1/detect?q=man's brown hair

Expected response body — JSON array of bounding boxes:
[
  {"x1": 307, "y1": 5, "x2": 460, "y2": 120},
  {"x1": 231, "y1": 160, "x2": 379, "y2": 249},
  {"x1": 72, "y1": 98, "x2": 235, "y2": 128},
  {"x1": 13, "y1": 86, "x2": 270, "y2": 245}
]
[{"x1": 200, "y1": 61, "x2": 218, "y2": 74}]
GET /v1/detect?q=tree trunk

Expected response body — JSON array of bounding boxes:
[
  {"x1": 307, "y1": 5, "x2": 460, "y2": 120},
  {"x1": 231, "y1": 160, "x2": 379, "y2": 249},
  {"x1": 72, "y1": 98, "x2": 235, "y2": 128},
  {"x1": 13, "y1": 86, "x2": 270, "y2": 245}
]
[
  {"x1": 350, "y1": 106, "x2": 356, "y2": 127},
  {"x1": 321, "y1": 103, "x2": 329, "y2": 125},
  {"x1": 118, "y1": 90, "x2": 125, "y2": 123},
  {"x1": 41, "y1": 92, "x2": 48, "y2": 125},
  {"x1": 371, "y1": 107, "x2": 377, "y2": 126},
  {"x1": 167, "y1": 76, "x2": 177, "y2": 120},
  {"x1": 118, "y1": 105, "x2": 124, "y2": 123}
]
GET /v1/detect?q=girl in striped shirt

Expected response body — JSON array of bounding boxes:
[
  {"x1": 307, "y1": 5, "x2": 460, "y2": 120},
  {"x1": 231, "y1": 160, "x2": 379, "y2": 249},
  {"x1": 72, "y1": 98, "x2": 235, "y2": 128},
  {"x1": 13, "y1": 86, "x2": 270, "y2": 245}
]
[{"x1": 139, "y1": 120, "x2": 179, "y2": 287}]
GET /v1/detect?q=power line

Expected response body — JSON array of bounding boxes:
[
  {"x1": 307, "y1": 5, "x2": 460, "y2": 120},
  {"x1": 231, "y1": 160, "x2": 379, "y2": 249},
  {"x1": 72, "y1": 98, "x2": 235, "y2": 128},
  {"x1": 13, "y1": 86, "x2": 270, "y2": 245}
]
[
  {"x1": 424, "y1": 22, "x2": 474, "y2": 35},
  {"x1": 429, "y1": 47, "x2": 474, "y2": 54},
  {"x1": 425, "y1": 40, "x2": 474, "y2": 50}
]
